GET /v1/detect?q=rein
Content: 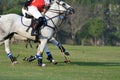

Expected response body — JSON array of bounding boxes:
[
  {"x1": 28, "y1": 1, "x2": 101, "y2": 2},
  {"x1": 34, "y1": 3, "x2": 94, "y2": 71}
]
[
  {"x1": 44, "y1": 8, "x2": 69, "y2": 31},
  {"x1": 21, "y1": 16, "x2": 30, "y2": 27}
]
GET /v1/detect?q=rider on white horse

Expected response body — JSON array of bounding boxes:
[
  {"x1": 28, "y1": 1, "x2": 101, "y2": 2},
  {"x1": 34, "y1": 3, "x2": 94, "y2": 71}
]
[
  {"x1": 0, "y1": 0, "x2": 74, "y2": 66},
  {"x1": 22, "y1": 0, "x2": 51, "y2": 36}
]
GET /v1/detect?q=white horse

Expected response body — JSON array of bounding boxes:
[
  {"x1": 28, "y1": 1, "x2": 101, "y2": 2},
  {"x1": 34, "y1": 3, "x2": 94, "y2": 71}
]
[{"x1": 0, "y1": 0, "x2": 74, "y2": 66}]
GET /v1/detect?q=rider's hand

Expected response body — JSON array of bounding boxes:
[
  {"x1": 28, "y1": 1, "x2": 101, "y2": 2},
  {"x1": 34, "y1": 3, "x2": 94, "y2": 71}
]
[{"x1": 43, "y1": 1, "x2": 51, "y2": 14}]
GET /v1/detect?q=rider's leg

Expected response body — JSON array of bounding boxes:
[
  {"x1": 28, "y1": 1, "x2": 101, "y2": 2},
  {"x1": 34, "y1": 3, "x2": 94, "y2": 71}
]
[
  {"x1": 28, "y1": 6, "x2": 44, "y2": 36},
  {"x1": 31, "y1": 17, "x2": 44, "y2": 36}
]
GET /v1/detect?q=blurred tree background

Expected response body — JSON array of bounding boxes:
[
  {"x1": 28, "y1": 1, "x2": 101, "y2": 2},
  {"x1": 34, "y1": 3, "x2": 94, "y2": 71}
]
[{"x1": 1, "y1": 0, "x2": 120, "y2": 46}]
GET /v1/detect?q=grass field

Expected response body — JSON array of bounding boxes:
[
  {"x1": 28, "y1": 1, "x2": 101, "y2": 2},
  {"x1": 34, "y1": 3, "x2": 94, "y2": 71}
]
[{"x1": 0, "y1": 43, "x2": 120, "y2": 80}]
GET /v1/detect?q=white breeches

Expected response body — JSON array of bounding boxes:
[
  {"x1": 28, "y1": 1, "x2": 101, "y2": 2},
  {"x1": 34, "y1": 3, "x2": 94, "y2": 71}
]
[{"x1": 22, "y1": 6, "x2": 43, "y2": 19}]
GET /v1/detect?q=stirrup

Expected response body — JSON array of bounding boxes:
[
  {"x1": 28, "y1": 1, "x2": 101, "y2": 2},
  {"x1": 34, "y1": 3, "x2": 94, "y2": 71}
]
[{"x1": 31, "y1": 30, "x2": 38, "y2": 36}]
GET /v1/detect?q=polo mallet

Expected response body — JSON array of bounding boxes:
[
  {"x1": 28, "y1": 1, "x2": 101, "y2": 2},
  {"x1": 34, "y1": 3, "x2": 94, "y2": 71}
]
[{"x1": 62, "y1": 52, "x2": 71, "y2": 63}]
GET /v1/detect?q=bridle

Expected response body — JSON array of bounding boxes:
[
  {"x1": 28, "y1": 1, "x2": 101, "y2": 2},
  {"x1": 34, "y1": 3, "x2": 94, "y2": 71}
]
[{"x1": 44, "y1": 1, "x2": 73, "y2": 31}]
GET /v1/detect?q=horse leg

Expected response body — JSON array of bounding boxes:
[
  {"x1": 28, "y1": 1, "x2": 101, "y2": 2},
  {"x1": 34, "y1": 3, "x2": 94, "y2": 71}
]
[
  {"x1": 35, "y1": 38, "x2": 48, "y2": 67},
  {"x1": 49, "y1": 37, "x2": 70, "y2": 55},
  {"x1": 49, "y1": 37, "x2": 71, "y2": 63},
  {"x1": 4, "y1": 39, "x2": 18, "y2": 64},
  {"x1": 45, "y1": 44, "x2": 57, "y2": 64}
]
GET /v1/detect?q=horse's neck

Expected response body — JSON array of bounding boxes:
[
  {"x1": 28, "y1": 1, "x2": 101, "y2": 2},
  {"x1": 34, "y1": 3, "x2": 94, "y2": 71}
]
[
  {"x1": 46, "y1": 12, "x2": 59, "y2": 24},
  {"x1": 45, "y1": 3, "x2": 61, "y2": 25}
]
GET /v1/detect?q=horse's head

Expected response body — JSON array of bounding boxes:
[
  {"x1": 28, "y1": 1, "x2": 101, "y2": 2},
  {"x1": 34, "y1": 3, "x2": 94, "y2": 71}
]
[{"x1": 50, "y1": 0, "x2": 75, "y2": 15}]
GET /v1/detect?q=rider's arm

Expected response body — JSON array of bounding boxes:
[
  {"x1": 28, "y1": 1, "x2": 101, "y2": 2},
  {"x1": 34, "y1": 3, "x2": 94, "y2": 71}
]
[{"x1": 43, "y1": 3, "x2": 50, "y2": 14}]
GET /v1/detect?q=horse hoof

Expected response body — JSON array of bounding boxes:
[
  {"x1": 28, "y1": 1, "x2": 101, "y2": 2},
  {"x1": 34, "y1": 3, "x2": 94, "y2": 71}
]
[
  {"x1": 23, "y1": 57, "x2": 27, "y2": 61},
  {"x1": 64, "y1": 52, "x2": 70, "y2": 56},
  {"x1": 42, "y1": 63, "x2": 46, "y2": 67},
  {"x1": 41, "y1": 63, "x2": 46, "y2": 67},
  {"x1": 53, "y1": 61, "x2": 58, "y2": 65},
  {"x1": 64, "y1": 60, "x2": 71, "y2": 63},
  {"x1": 52, "y1": 60, "x2": 58, "y2": 65},
  {"x1": 12, "y1": 61, "x2": 18, "y2": 65}
]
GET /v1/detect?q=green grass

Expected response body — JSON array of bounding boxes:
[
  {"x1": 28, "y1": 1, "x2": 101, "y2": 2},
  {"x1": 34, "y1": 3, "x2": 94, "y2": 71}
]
[{"x1": 0, "y1": 43, "x2": 120, "y2": 80}]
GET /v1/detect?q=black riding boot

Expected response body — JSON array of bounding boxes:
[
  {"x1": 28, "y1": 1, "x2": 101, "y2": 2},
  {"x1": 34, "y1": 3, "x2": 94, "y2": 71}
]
[
  {"x1": 31, "y1": 20, "x2": 39, "y2": 36},
  {"x1": 31, "y1": 17, "x2": 44, "y2": 36},
  {"x1": 31, "y1": 29, "x2": 38, "y2": 36}
]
